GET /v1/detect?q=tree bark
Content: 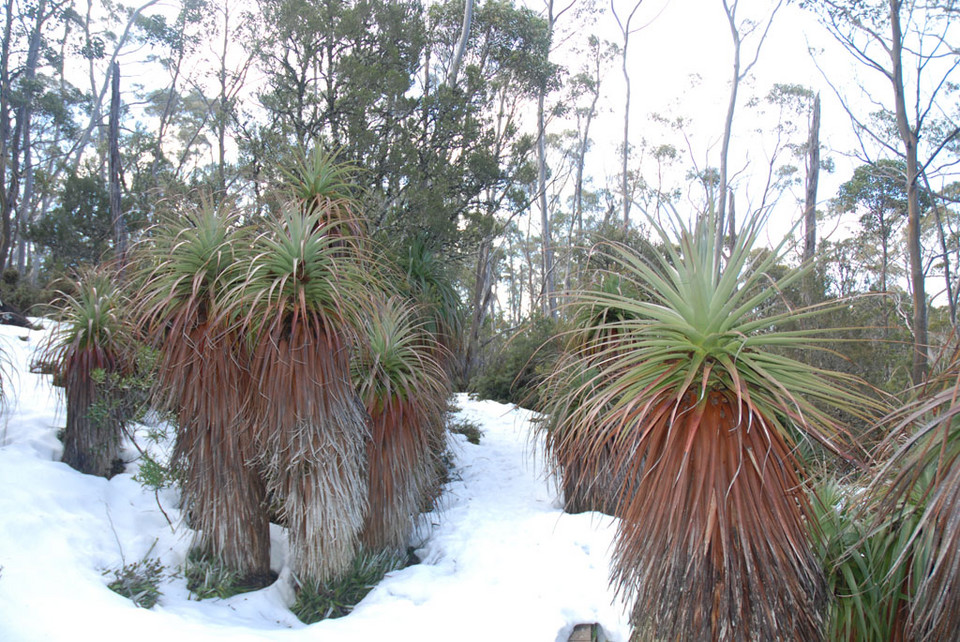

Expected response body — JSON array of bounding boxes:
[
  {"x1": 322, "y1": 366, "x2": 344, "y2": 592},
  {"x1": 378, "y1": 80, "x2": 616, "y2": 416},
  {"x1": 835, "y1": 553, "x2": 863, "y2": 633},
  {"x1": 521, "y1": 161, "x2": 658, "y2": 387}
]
[
  {"x1": 109, "y1": 62, "x2": 127, "y2": 263},
  {"x1": 717, "y1": 0, "x2": 742, "y2": 269},
  {"x1": 15, "y1": 0, "x2": 48, "y2": 273},
  {"x1": 0, "y1": 0, "x2": 12, "y2": 219},
  {"x1": 447, "y1": 0, "x2": 474, "y2": 88},
  {"x1": 889, "y1": 0, "x2": 927, "y2": 383},
  {"x1": 536, "y1": 0, "x2": 556, "y2": 319},
  {"x1": 803, "y1": 93, "x2": 820, "y2": 263}
]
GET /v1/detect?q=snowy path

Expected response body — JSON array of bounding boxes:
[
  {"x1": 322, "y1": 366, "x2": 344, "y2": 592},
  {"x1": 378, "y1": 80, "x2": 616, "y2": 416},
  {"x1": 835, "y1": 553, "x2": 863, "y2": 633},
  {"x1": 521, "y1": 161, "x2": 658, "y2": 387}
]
[{"x1": 0, "y1": 321, "x2": 629, "y2": 642}]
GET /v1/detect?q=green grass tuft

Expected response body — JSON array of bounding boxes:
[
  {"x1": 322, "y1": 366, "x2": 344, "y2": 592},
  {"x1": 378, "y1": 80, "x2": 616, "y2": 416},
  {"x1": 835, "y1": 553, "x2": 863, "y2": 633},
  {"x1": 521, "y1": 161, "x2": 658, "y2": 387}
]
[
  {"x1": 184, "y1": 549, "x2": 274, "y2": 600},
  {"x1": 292, "y1": 550, "x2": 404, "y2": 624}
]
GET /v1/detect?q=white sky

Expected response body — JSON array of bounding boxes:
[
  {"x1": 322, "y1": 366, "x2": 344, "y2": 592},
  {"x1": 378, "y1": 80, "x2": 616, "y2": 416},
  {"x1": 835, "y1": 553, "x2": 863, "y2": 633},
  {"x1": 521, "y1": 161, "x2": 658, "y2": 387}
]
[{"x1": 555, "y1": 0, "x2": 871, "y2": 241}]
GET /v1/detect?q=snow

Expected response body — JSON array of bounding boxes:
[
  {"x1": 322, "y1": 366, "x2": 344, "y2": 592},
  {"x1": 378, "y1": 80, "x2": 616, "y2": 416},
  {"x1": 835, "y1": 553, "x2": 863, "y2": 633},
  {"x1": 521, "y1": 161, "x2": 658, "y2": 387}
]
[{"x1": 0, "y1": 322, "x2": 630, "y2": 641}]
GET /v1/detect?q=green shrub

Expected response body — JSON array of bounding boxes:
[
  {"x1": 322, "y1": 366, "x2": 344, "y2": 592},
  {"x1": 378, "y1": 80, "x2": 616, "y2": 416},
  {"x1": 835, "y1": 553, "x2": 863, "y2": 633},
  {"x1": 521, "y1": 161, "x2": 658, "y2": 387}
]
[
  {"x1": 469, "y1": 315, "x2": 561, "y2": 408},
  {"x1": 106, "y1": 557, "x2": 166, "y2": 609},
  {"x1": 292, "y1": 550, "x2": 404, "y2": 624},
  {"x1": 448, "y1": 417, "x2": 483, "y2": 445}
]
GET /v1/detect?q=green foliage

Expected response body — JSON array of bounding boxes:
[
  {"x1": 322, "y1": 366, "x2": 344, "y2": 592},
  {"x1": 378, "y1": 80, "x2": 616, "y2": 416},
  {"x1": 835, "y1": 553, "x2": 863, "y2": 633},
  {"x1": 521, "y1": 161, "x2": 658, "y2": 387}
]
[
  {"x1": 394, "y1": 237, "x2": 463, "y2": 351},
  {"x1": 252, "y1": 0, "x2": 551, "y2": 252},
  {"x1": 0, "y1": 268, "x2": 56, "y2": 313},
  {"x1": 184, "y1": 549, "x2": 263, "y2": 600},
  {"x1": 540, "y1": 210, "x2": 884, "y2": 641},
  {"x1": 291, "y1": 550, "x2": 404, "y2": 624},
  {"x1": 812, "y1": 479, "x2": 922, "y2": 641},
  {"x1": 448, "y1": 417, "x2": 483, "y2": 445},
  {"x1": 105, "y1": 557, "x2": 166, "y2": 609},
  {"x1": 27, "y1": 171, "x2": 142, "y2": 279},
  {"x1": 469, "y1": 315, "x2": 561, "y2": 408}
]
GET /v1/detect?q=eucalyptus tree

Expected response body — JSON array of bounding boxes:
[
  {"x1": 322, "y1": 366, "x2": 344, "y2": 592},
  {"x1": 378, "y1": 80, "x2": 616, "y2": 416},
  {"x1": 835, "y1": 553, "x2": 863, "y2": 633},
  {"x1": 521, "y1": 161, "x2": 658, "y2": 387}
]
[{"x1": 804, "y1": 0, "x2": 960, "y2": 382}]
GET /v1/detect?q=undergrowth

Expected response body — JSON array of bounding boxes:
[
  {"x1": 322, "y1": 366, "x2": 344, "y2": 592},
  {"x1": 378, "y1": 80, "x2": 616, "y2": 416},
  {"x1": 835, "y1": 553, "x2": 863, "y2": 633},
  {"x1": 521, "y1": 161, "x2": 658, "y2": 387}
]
[
  {"x1": 448, "y1": 417, "x2": 483, "y2": 445},
  {"x1": 105, "y1": 556, "x2": 166, "y2": 609},
  {"x1": 292, "y1": 550, "x2": 405, "y2": 624}
]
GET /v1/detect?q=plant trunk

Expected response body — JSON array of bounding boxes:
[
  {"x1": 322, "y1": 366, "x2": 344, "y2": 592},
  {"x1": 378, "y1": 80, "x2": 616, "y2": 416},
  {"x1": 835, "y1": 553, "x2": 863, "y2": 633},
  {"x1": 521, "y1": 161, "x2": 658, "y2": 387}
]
[
  {"x1": 61, "y1": 351, "x2": 122, "y2": 478},
  {"x1": 447, "y1": 0, "x2": 473, "y2": 87},
  {"x1": 462, "y1": 236, "x2": 494, "y2": 387},
  {"x1": 716, "y1": 6, "x2": 742, "y2": 271},
  {"x1": 252, "y1": 324, "x2": 368, "y2": 588}
]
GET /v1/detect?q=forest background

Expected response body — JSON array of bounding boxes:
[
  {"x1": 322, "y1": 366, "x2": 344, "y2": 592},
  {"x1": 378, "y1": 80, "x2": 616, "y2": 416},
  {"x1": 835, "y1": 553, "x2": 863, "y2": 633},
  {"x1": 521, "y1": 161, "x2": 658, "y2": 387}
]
[{"x1": 1, "y1": 0, "x2": 958, "y2": 396}]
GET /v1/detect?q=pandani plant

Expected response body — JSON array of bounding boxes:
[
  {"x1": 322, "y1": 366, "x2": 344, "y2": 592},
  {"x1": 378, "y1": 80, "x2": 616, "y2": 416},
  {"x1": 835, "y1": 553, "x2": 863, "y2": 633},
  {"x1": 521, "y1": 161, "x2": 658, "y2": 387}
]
[
  {"x1": 541, "y1": 210, "x2": 882, "y2": 641},
  {"x1": 390, "y1": 237, "x2": 461, "y2": 502},
  {"x1": 850, "y1": 343, "x2": 960, "y2": 642},
  {"x1": 541, "y1": 274, "x2": 641, "y2": 515},
  {"x1": 132, "y1": 205, "x2": 272, "y2": 587},
  {"x1": 228, "y1": 206, "x2": 371, "y2": 590},
  {"x1": 44, "y1": 265, "x2": 133, "y2": 478},
  {"x1": 353, "y1": 296, "x2": 450, "y2": 552}
]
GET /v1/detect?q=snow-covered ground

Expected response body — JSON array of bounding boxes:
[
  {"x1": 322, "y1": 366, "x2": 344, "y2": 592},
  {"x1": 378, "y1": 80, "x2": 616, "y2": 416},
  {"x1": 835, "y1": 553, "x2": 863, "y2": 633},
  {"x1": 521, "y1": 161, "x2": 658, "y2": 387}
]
[{"x1": 0, "y1": 322, "x2": 630, "y2": 641}]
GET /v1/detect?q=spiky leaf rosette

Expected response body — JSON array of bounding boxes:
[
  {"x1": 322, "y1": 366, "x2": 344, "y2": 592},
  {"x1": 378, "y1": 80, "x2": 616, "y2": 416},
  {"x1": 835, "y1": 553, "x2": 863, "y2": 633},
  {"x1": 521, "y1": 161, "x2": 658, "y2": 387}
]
[
  {"x1": 44, "y1": 266, "x2": 132, "y2": 477},
  {"x1": 870, "y1": 347, "x2": 960, "y2": 642},
  {"x1": 353, "y1": 297, "x2": 451, "y2": 551},
  {"x1": 132, "y1": 206, "x2": 271, "y2": 583},
  {"x1": 232, "y1": 209, "x2": 371, "y2": 588},
  {"x1": 546, "y1": 211, "x2": 880, "y2": 641},
  {"x1": 282, "y1": 145, "x2": 366, "y2": 238},
  {"x1": 396, "y1": 237, "x2": 463, "y2": 356}
]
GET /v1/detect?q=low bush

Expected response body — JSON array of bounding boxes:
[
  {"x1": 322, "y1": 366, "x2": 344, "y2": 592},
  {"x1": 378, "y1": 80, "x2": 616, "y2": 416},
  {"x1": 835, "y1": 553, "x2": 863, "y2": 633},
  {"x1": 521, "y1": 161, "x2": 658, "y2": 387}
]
[
  {"x1": 105, "y1": 557, "x2": 166, "y2": 609},
  {"x1": 292, "y1": 550, "x2": 405, "y2": 624},
  {"x1": 469, "y1": 315, "x2": 561, "y2": 408},
  {"x1": 448, "y1": 417, "x2": 483, "y2": 445}
]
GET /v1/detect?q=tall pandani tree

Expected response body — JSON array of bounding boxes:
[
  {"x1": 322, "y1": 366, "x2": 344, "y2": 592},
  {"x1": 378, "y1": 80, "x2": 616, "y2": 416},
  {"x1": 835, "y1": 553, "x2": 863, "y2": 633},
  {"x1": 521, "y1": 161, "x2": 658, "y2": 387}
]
[
  {"x1": 133, "y1": 205, "x2": 272, "y2": 586},
  {"x1": 541, "y1": 211, "x2": 881, "y2": 640},
  {"x1": 44, "y1": 266, "x2": 133, "y2": 478},
  {"x1": 353, "y1": 296, "x2": 450, "y2": 553},
  {"x1": 228, "y1": 206, "x2": 371, "y2": 590}
]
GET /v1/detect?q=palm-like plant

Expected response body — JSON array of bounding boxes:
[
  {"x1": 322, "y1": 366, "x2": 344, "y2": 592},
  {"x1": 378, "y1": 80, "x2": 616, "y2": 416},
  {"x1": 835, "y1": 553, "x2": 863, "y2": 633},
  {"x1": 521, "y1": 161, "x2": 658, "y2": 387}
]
[
  {"x1": 396, "y1": 237, "x2": 463, "y2": 357},
  {"x1": 543, "y1": 211, "x2": 880, "y2": 640},
  {"x1": 44, "y1": 266, "x2": 132, "y2": 477},
  {"x1": 541, "y1": 275, "x2": 642, "y2": 514},
  {"x1": 230, "y1": 208, "x2": 371, "y2": 589},
  {"x1": 864, "y1": 347, "x2": 960, "y2": 642},
  {"x1": 133, "y1": 206, "x2": 271, "y2": 585},
  {"x1": 283, "y1": 145, "x2": 365, "y2": 238},
  {"x1": 813, "y1": 478, "x2": 923, "y2": 641},
  {"x1": 353, "y1": 296, "x2": 450, "y2": 552}
]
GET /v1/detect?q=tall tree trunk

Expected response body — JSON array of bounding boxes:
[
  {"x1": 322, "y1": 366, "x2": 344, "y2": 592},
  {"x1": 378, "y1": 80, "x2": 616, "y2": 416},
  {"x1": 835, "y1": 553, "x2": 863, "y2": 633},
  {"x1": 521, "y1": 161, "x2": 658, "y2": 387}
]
[
  {"x1": 717, "y1": 1, "x2": 742, "y2": 270},
  {"x1": 889, "y1": 0, "x2": 927, "y2": 383},
  {"x1": 803, "y1": 93, "x2": 820, "y2": 263},
  {"x1": 536, "y1": 0, "x2": 556, "y2": 320},
  {"x1": 15, "y1": 0, "x2": 47, "y2": 273},
  {"x1": 0, "y1": 0, "x2": 12, "y2": 233},
  {"x1": 109, "y1": 62, "x2": 127, "y2": 263},
  {"x1": 462, "y1": 237, "x2": 494, "y2": 387},
  {"x1": 612, "y1": 1, "x2": 645, "y2": 230},
  {"x1": 447, "y1": 0, "x2": 474, "y2": 87}
]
